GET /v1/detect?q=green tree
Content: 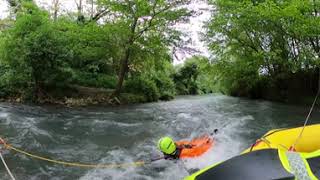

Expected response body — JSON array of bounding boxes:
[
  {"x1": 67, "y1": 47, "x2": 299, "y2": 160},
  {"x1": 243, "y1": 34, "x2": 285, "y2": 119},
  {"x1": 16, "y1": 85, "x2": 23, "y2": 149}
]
[
  {"x1": 96, "y1": 0, "x2": 191, "y2": 99},
  {"x1": 0, "y1": 2, "x2": 72, "y2": 100},
  {"x1": 174, "y1": 56, "x2": 215, "y2": 95},
  {"x1": 206, "y1": 0, "x2": 320, "y2": 98}
]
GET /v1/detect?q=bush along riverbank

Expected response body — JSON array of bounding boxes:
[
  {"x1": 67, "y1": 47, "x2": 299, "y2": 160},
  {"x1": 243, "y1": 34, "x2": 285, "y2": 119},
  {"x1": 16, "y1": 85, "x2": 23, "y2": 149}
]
[
  {"x1": 2, "y1": 1, "x2": 318, "y2": 106},
  {"x1": 0, "y1": 56, "x2": 215, "y2": 106},
  {"x1": 204, "y1": 0, "x2": 320, "y2": 105},
  {"x1": 0, "y1": 1, "x2": 213, "y2": 106}
]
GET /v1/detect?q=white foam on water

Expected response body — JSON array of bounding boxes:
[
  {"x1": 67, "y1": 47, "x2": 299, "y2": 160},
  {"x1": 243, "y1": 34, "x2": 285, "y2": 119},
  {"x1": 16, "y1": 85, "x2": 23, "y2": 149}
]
[
  {"x1": 78, "y1": 107, "x2": 253, "y2": 180},
  {"x1": 0, "y1": 112, "x2": 11, "y2": 126},
  {"x1": 183, "y1": 115, "x2": 253, "y2": 168},
  {"x1": 80, "y1": 149, "x2": 154, "y2": 180},
  {"x1": 177, "y1": 113, "x2": 192, "y2": 120},
  {"x1": 0, "y1": 112, "x2": 8, "y2": 119},
  {"x1": 112, "y1": 122, "x2": 143, "y2": 128},
  {"x1": 91, "y1": 119, "x2": 144, "y2": 133},
  {"x1": 0, "y1": 95, "x2": 307, "y2": 180}
]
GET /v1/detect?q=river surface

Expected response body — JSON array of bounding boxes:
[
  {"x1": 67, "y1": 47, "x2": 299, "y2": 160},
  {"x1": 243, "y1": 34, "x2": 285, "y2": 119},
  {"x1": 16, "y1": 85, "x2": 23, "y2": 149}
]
[{"x1": 0, "y1": 94, "x2": 320, "y2": 180}]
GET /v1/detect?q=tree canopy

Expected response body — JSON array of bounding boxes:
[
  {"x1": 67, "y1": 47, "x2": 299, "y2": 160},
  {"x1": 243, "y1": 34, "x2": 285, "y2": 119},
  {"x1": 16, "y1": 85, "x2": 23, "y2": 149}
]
[
  {"x1": 206, "y1": 0, "x2": 320, "y2": 102},
  {"x1": 1, "y1": 0, "x2": 318, "y2": 105},
  {"x1": 0, "y1": 0, "x2": 198, "y2": 104}
]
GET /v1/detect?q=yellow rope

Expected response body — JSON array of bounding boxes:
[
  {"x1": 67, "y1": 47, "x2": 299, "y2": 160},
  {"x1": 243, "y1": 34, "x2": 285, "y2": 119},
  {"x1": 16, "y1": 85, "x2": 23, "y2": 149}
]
[
  {"x1": 0, "y1": 151, "x2": 16, "y2": 180},
  {"x1": 1, "y1": 140, "x2": 145, "y2": 169},
  {"x1": 259, "y1": 137, "x2": 271, "y2": 148}
]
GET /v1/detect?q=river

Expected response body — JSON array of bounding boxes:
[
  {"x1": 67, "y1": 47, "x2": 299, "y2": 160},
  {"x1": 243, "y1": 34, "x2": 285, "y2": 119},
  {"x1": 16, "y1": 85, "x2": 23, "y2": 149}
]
[{"x1": 0, "y1": 94, "x2": 319, "y2": 180}]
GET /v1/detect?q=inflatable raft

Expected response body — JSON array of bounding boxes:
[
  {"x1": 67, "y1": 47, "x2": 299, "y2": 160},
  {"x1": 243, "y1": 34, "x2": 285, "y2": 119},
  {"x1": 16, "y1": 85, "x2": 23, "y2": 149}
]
[
  {"x1": 185, "y1": 124, "x2": 320, "y2": 180},
  {"x1": 185, "y1": 149, "x2": 320, "y2": 180},
  {"x1": 243, "y1": 124, "x2": 320, "y2": 153},
  {"x1": 176, "y1": 135, "x2": 214, "y2": 159}
]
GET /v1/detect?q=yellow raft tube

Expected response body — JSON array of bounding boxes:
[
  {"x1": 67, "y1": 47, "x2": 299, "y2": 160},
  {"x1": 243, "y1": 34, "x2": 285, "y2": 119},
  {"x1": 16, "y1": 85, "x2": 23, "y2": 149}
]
[
  {"x1": 185, "y1": 124, "x2": 320, "y2": 180},
  {"x1": 243, "y1": 124, "x2": 320, "y2": 153}
]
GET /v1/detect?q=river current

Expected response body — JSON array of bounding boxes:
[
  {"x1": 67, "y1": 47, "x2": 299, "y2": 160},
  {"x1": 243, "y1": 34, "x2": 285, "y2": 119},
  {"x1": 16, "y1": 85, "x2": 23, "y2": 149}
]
[{"x1": 0, "y1": 94, "x2": 319, "y2": 180}]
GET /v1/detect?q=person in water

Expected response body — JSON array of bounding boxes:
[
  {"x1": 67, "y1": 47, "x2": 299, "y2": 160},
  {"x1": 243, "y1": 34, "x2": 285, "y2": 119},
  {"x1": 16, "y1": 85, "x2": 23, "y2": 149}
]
[
  {"x1": 158, "y1": 129, "x2": 218, "y2": 160},
  {"x1": 158, "y1": 136, "x2": 193, "y2": 160}
]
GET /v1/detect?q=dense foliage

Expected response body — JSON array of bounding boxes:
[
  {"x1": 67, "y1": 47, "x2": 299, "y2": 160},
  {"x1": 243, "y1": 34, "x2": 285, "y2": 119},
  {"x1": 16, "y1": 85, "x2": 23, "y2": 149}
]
[
  {"x1": 0, "y1": 1, "x2": 194, "y2": 104},
  {"x1": 174, "y1": 56, "x2": 215, "y2": 95},
  {"x1": 2, "y1": 0, "x2": 316, "y2": 105},
  {"x1": 206, "y1": 0, "x2": 320, "y2": 102},
  {"x1": 0, "y1": 3, "x2": 72, "y2": 100}
]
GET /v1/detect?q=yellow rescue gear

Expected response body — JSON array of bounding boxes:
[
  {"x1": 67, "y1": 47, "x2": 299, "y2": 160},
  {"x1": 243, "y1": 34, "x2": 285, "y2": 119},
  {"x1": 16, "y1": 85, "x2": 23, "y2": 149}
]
[
  {"x1": 243, "y1": 124, "x2": 320, "y2": 153},
  {"x1": 185, "y1": 149, "x2": 320, "y2": 180}
]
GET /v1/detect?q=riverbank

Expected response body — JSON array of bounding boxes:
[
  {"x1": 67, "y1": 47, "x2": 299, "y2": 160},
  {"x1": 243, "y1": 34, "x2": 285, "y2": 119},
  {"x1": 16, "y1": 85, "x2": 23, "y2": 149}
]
[
  {"x1": 1, "y1": 85, "x2": 318, "y2": 107},
  {"x1": 229, "y1": 92, "x2": 318, "y2": 107},
  {"x1": 227, "y1": 71, "x2": 319, "y2": 106},
  {"x1": 0, "y1": 85, "x2": 151, "y2": 107}
]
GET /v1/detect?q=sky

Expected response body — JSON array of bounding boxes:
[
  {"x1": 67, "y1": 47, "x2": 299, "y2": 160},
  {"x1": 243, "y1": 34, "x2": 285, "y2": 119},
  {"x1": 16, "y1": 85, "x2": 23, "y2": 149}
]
[
  {"x1": 0, "y1": 0, "x2": 212, "y2": 64},
  {"x1": 0, "y1": 0, "x2": 9, "y2": 19},
  {"x1": 174, "y1": 0, "x2": 212, "y2": 64}
]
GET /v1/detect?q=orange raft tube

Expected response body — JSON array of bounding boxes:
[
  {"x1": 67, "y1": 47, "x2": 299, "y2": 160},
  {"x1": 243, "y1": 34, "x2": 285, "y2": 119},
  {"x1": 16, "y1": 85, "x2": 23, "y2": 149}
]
[{"x1": 176, "y1": 135, "x2": 214, "y2": 159}]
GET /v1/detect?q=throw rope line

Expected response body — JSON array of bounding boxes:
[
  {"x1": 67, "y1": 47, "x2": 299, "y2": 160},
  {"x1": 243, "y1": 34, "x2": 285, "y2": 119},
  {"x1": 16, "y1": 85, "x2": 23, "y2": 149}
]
[
  {"x1": 249, "y1": 128, "x2": 286, "y2": 152},
  {"x1": 0, "y1": 138, "x2": 145, "y2": 169},
  {"x1": 290, "y1": 70, "x2": 320, "y2": 151},
  {"x1": 249, "y1": 70, "x2": 320, "y2": 152},
  {"x1": 0, "y1": 151, "x2": 16, "y2": 180}
]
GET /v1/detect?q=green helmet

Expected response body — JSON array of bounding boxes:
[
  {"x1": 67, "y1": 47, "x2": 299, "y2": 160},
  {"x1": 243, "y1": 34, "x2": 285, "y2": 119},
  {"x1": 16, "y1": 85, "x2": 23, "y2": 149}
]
[{"x1": 158, "y1": 137, "x2": 176, "y2": 155}]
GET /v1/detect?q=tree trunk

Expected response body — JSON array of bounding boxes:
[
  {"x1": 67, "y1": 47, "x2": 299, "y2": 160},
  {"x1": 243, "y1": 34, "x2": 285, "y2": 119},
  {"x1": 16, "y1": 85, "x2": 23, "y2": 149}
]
[
  {"x1": 111, "y1": 48, "x2": 132, "y2": 97},
  {"x1": 310, "y1": 38, "x2": 320, "y2": 57},
  {"x1": 313, "y1": 0, "x2": 318, "y2": 16},
  {"x1": 75, "y1": 0, "x2": 84, "y2": 22},
  {"x1": 110, "y1": 17, "x2": 138, "y2": 98},
  {"x1": 78, "y1": 0, "x2": 82, "y2": 14},
  {"x1": 52, "y1": 0, "x2": 59, "y2": 21},
  {"x1": 91, "y1": 0, "x2": 94, "y2": 19},
  {"x1": 32, "y1": 69, "x2": 44, "y2": 102}
]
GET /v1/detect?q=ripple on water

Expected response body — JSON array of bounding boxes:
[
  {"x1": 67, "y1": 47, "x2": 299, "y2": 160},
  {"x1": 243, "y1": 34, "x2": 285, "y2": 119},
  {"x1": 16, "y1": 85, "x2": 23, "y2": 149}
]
[
  {"x1": 177, "y1": 113, "x2": 192, "y2": 120},
  {"x1": 1, "y1": 94, "x2": 315, "y2": 180},
  {"x1": 92, "y1": 119, "x2": 144, "y2": 129},
  {"x1": 0, "y1": 113, "x2": 10, "y2": 126},
  {"x1": 0, "y1": 111, "x2": 9, "y2": 118}
]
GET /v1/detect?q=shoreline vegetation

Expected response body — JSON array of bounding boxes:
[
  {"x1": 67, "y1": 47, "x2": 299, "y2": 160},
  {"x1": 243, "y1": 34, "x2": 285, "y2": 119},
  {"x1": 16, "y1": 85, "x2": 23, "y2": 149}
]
[
  {"x1": 0, "y1": 54, "x2": 215, "y2": 107},
  {"x1": 1, "y1": 0, "x2": 319, "y2": 107}
]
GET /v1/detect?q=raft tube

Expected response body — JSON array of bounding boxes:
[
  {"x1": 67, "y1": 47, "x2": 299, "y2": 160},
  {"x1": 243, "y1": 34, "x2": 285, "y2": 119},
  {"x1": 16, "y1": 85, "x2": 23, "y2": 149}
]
[
  {"x1": 185, "y1": 149, "x2": 320, "y2": 180},
  {"x1": 176, "y1": 135, "x2": 214, "y2": 159},
  {"x1": 243, "y1": 124, "x2": 320, "y2": 153}
]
